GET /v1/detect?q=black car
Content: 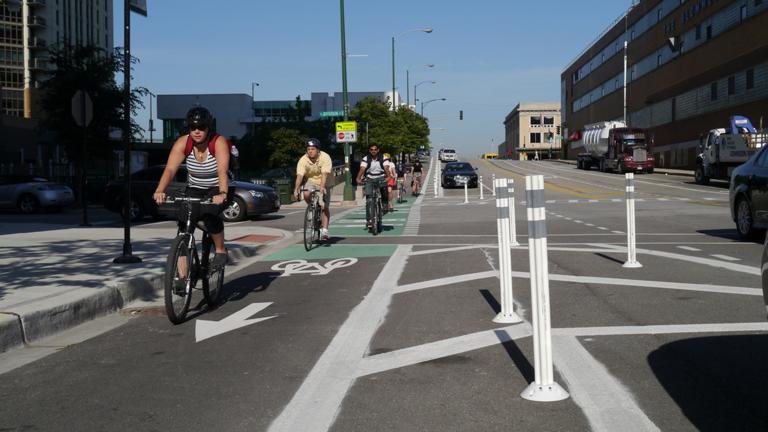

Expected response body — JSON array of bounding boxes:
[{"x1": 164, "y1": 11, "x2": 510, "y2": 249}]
[
  {"x1": 105, "y1": 165, "x2": 280, "y2": 222},
  {"x1": 441, "y1": 162, "x2": 478, "y2": 188},
  {"x1": 729, "y1": 145, "x2": 768, "y2": 239}
]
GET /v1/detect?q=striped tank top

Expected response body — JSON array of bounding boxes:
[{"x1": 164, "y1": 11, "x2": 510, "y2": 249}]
[{"x1": 186, "y1": 147, "x2": 219, "y2": 189}]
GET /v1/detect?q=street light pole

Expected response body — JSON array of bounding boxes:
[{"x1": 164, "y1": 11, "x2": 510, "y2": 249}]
[
  {"x1": 391, "y1": 28, "x2": 433, "y2": 111},
  {"x1": 414, "y1": 80, "x2": 436, "y2": 112},
  {"x1": 421, "y1": 97, "x2": 446, "y2": 117},
  {"x1": 339, "y1": 0, "x2": 354, "y2": 202},
  {"x1": 147, "y1": 90, "x2": 156, "y2": 144}
]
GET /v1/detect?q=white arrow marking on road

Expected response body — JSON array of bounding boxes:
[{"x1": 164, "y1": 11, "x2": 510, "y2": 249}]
[{"x1": 195, "y1": 303, "x2": 277, "y2": 343}]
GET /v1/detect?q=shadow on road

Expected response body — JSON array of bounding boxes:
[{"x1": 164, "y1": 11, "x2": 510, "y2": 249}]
[
  {"x1": 696, "y1": 228, "x2": 763, "y2": 243},
  {"x1": 220, "y1": 271, "x2": 281, "y2": 304},
  {"x1": 648, "y1": 334, "x2": 768, "y2": 431}
]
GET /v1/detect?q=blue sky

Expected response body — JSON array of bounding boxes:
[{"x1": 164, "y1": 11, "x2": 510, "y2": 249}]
[{"x1": 117, "y1": 0, "x2": 631, "y2": 156}]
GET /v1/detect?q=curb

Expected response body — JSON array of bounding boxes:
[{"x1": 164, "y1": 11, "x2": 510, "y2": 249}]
[{"x1": 0, "y1": 229, "x2": 293, "y2": 354}]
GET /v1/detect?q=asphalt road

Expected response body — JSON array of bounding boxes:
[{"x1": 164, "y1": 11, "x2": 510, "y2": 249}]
[{"x1": 1, "y1": 158, "x2": 767, "y2": 432}]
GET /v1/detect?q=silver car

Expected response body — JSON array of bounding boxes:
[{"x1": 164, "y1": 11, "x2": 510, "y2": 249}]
[{"x1": 0, "y1": 175, "x2": 75, "y2": 214}]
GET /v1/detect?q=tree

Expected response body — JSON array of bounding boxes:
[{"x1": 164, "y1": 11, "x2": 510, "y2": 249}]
[
  {"x1": 350, "y1": 96, "x2": 430, "y2": 157},
  {"x1": 267, "y1": 128, "x2": 307, "y2": 168},
  {"x1": 39, "y1": 44, "x2": 145, "y2": 167}
]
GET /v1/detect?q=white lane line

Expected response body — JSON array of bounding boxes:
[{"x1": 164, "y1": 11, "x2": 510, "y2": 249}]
[
  {"x1": 268, "y1": 246, "x2": 411, "y2": 432},
  {"x1": 565, "y1": 218, "x2": 573, "y2": 221},
  {"x1": 410, "y1": 245, "x2": 495, "y2": 256},
  {"x1": 555, "y1": 322, "x2": 768, "y2": 337},
  {"x1": 553, "y1": 335, "x2": 661, "y2": 432},
  {"x1": 356, "y1": 324, "x2": 532, "y2": 377},
  {"x1": 396, "y1": 270, "x2": 499, "y2": 293},
  {"x1": 585, "y1": 223, "x2": 595, "y2": 227},
  {"x1": 657, "y1": 198, "x2": 669, "y2": 201},
  {"x1": 704, "y1": 198, "x2": 717, "y2": 201},
  {"x1": 574, "y1": 220, "x2": 584, "y2": 224},
  {"x1": 546, "y1": 200, "x2": 556, "y2": 204},
  {"x1": 569, "y1": 199, "x2": 579, "y2": 203},
  {"x1": 710, "y1": 254, "x2": 741, "y2": 262},
  {"x1": 611, "y1": 231, "x2": 624, "y2": 234},
  {"x1": 677, "y1": 246, "x2": 701, "y2": 252},
  {"x1": 588, "y1": 199, "x2": 599, "y2": 203},
  {"x1": 597, "y1": 227, "x2": 609, "y2": 231},
  {"x1": 677, "y1": 198, "x2": 691, "y2": 201}
]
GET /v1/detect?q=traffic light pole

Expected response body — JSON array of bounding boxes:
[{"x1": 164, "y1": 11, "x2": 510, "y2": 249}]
[{"x1": 340, "y1": 0, "x2": 355, "y2": 202}]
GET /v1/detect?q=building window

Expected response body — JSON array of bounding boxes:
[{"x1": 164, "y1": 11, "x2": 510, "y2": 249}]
[
  {"x1": 695, "y1": 24, "x2": 701, "y2": 40},
  {"x1": 710, "y1": 82, "x2": 718, "y2": 101},
  {"x1": 530, "y1": 133, "x2": 541, "y2": 144},
  {"x1": 530, "y1": 116, "x2": 541, "y2": 127},
  {"x1": 543, "y1": 116, "x2": 554, "y2": 126},
  {"x1": 657, "y1": 54, "x2": 662, "y2": 67},
  {"x1": 706, "y1": 25, "x2": 712, "y2": 40},
  {"x1": 658, "y1": 8, "x2": 663, "y2": 21},
  {"x1": 757, "y1": 0, "x2": 764, "y2": 6},
  {"x1": 728, "y1": 76, "x2": 736, "y2": 95},
  {"x1": 741, "y1": 5, "x2": 748, "y2": 22},
  {"x1": 746, "y1": 69, "x2": 755, "y2": 89}
]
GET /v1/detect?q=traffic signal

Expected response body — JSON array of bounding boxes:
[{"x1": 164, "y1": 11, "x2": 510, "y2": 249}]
[{"x1": 459, "y1": 110, "x2": 463, "y2": 120}]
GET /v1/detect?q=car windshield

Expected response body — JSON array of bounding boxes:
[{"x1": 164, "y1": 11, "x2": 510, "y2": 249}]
[{"x1": 446, "y1": 163, "x2": 471, "y2": 171}]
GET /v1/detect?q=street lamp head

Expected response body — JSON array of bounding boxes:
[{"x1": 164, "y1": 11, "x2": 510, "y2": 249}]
[
  {"x1": 425, "y1": 64, "x2": 435, "y2": 68},
  {"x1": 423, "y1": 28, "x2": 433, "y2": 33}
]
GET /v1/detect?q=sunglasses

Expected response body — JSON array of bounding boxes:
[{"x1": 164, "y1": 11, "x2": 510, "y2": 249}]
[{"x1": 189, "y1": 125, "x2": 208, "y2": 132}]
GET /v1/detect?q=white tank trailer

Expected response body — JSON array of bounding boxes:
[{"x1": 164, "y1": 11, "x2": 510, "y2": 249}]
[
  {"x1": 574, "y1": 121, "x2": 655, "y2": 173},
  {"x1": 695, "y1": 116, "x2": 768, "y2": 185}
]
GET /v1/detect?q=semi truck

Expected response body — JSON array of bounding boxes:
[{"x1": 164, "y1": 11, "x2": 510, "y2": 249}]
[
  {"x1": 575, "y1": 121, "x2": 655, "y2": 173},
  {"x1": 695, "y1": 116, "x2": 767, "y2": 185}
]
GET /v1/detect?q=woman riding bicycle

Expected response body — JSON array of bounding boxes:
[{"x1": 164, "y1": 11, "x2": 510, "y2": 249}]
[{"x1": 153, "y1": 106, "x2": 230, "y2": 270}]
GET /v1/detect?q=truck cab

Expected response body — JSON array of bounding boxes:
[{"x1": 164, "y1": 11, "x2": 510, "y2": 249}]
[{"x1": 695, "y1": 116, "x2": 767, "y2": 185}]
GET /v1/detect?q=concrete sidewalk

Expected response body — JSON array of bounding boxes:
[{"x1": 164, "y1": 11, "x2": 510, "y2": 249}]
[{"x1": 0, "y1": 221, "x2": 295, "y2": 353}]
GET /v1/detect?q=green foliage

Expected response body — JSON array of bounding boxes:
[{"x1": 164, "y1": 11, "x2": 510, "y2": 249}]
[
  {"x1": 350, "y1": 96, "x2": 429, "y2": 158},
  {"x1": 39, "y1": 44, "x2": 145, "y2": 166},
  {"x1": 267, "y1": 128, "x2": 307, "y2": 168}
]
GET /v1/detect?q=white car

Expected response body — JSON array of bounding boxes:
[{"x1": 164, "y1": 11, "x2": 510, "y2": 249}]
[{"x1": 440, "y1": 149, "x2": 457, "y2": 162}]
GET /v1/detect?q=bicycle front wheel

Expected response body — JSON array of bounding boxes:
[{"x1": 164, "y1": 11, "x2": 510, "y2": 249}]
[
  {"x1": 202, "y1": 236, "x2": 223, "y2": 308},
  {"x1": 372, "y1": 196, "x2": 381, "y2": 235},
  {"x1": 304, "y1": 204, "x2": 316, "y2": 251},
  {"x1": 164, "y1": 234, "x2": 196, "y2": 324}
]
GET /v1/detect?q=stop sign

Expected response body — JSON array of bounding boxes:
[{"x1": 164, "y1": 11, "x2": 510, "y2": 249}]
[{"x1": 338, "y1": 132, "x2": 345, "y2": 140}]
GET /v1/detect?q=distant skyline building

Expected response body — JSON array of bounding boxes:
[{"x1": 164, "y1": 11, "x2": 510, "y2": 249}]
[
  {"x1": 501, "y1": 102, "x2": 561, "y2": 160},
  {"x1": 561, "y1": 0, "x2": 768, "y2": 168},
  {"x1": 0, "y1": 0, "x2": 114, "y2": 118}
]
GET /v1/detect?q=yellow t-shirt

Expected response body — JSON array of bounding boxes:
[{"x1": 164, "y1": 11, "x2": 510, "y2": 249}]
[{"x1": 297, "y1": 151, "x2": 332, "y2": 187}]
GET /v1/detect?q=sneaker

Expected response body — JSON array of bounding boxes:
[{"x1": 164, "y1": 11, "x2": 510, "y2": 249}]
[
  {"x1": 366, "y1": 220, "x2": 373, "y2": 228},
  {"x1": 210, "y1": 252, "x2": 228, "y2": 271},
  {"x1": 320, "y1": 228, "x2": 329, "y2": 240},
  {"x1": 173, "y1": 278, "x2": 187, "y2": 295}
]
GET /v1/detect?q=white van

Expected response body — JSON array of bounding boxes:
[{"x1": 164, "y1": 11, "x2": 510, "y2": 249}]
[{"x1": 440, "y1": 149, "x2": 457, "y2": 162}]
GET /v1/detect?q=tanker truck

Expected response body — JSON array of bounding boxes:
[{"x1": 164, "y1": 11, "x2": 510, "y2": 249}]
[
  {"x1": 575, "y1": 121, "x2": 655, "y2": 173},
  {"x1": 694, "y1": 116, "x2": 767, "y2": 185}
]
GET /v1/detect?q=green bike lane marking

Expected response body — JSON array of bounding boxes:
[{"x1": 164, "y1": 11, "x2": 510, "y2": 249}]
[
  {"x1": 263, "y1": 244, "x2": 397, "y2": 261},
  {"x1": 331, "y1": 196, "x2": 417, "y2": 238}
]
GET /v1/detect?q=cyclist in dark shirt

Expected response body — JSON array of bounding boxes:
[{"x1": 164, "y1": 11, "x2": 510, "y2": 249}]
[{"x1": 410, "y1": 159, "x2": 423, "y2": 195}]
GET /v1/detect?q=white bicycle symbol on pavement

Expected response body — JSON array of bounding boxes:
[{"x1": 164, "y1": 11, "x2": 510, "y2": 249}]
[{"x1": 270, "y1": 258, "x2": 358, "y2": 277}]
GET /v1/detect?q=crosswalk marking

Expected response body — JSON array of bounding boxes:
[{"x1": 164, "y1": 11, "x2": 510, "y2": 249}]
[{"x1": 677, "y1": 246, "x2": 701, "y2": 252}]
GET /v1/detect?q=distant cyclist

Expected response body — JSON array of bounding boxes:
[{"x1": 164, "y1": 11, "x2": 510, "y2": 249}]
[
  {"x1": 395, "y1": 157, "x2": 408, "y2": 200},
  {"x1": 356, "y1": 144, "x2": 393, "y2": 227},
  {"x1": 154, "y1": 106, "x2": 230, "y2": 270},
  {"x1": 410, "y1": 158, "x2": 423, "y2": 195},
  {"x1": 293, "y1": 138, "x2": 333, "y2": 240},
  {"x1": 384, "y1": 153, "x2": 397, "y2": 212}
]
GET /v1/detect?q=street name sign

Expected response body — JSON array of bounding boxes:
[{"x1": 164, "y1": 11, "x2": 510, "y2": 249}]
[{"x1": 320, "y1": 111, "x2": 344, "y2": 118}]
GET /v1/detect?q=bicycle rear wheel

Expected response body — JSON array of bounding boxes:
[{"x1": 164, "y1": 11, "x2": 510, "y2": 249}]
[
  {"x1": 202, "y1": 236, "x2": 223, "y2": 308},
  {"x1": 304, "y1": 203, "x2": 316, "y2": 251},
  {"x1": 164, "y1": 234, "x2": 196, "y2": 324},
  {"x1": 371, "y1": 195, "x2": 381, "y2": 235}
]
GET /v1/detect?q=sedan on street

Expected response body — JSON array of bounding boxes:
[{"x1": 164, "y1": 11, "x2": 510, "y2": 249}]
[
  {"x1": 104, "y1": 165, "x2": 280, "y2": 222},
  {"x1": 441, "y1": 162, "x2": 478, "y2": 188},
  {"x1": 0, "y1": 175, "x2": 75, "y2": 214},
  {"x1": 729, "y1": 145, "x2": 768, "y2": 239}
]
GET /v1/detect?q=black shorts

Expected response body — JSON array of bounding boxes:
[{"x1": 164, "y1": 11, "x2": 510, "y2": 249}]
[{"x1": 177, "y1": 187, "x2": 225, "y2": 234}]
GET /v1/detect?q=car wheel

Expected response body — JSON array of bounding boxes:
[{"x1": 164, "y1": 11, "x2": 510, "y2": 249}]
[
  {"x1": 17, "y1": 194, "x2": 40, "y2": 214},
  {"x1": 222, "y1": 197, "x2": 246, "y2": 222},
  {"x1": 695, "y1": 164, "x2": 709, "y2": 185},
  {"x1": 736, "y1": 197, "x2": 757, "y2": 239}
]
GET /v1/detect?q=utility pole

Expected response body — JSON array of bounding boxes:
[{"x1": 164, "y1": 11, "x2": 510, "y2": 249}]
[{"x1": 340, "y1": 0, "x2": 354, "y2": 202}]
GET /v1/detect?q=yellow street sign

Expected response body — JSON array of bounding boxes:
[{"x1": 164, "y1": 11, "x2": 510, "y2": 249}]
[{"x1": 336, "y1": 121, "x2": 357, "y2": 132}]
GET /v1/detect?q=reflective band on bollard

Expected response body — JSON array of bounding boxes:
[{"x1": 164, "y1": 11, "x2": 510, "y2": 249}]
[
  {"x1": 493, "y1": 178, "x2": 523, "y2": 324},
  {"x1": 507, "y1": 179, "x2": 520, "y2": 247},
  {"x1": 479, "y1": 176, "x2": 484, "y2": 200},
  {"x1": 623, "y1": 173, "x2": 642, "y2": 268},
  {"x1": 521, "y1": 175, "x2": 569, "y2": 402},
  {"x1": 463, "y1": 182, "x2": 469, "y2": 204}
]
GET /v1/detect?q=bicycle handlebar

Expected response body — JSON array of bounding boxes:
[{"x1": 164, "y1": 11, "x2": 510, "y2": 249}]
[{"x1": 163, "y1": 197, "x2": 216, "y2": 205}]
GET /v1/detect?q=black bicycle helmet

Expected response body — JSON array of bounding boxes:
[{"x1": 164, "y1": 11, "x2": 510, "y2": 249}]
[
  {"x1": 186, "y1": 106, "x2": 213, "y2": 129},
  {"x1": 306, "y1": 138, "x2": 321, "y2": 148}
]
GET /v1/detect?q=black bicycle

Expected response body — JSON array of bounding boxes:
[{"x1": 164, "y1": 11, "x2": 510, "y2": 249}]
[
  {"x1": 396, "y1": 177, "x2": 407, "y2": 204},
  {"x1": 365, "y1": 179, "x2": 385, "y2": 235},
  {"x1": 302, "y1": 188, "x2": 322, "y2": 251},
  {"x1": 163, "y1": 197, "x2": 224, "y2": 324}
]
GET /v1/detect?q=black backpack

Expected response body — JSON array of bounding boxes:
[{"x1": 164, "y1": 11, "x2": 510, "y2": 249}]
[{"x1": 363, "y1": 154, "x2": 389, "y2": 176}]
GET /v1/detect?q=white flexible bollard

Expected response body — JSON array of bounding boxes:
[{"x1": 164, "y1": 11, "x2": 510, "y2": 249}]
[
  {"x1": 463, "y1": 181, "x2": 469, "y2": 204},
  {"x1": 433, "y1": 161, "x2": 438, "y2": 198},
  {"x1": 623, "y1": 173, "x2": 642, "y2": 268},
  {"x1": 493, "y1": 178, "x2": 523, "y2": 324},
  {"x1": 492, "y1": 173, "x2": 496, "y2": 196},
  {"x1": 507, "y1": 178, "x2": 520, "y2": 247},
  {"x1": 479, "y1": 176, "x2": 484, "y2": 200},
  {"x1": 521, "y1": 175, "x2": 569, "y2": 402}
]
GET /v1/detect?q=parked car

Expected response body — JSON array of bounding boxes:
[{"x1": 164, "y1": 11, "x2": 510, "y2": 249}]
[
  {"x1": 729, "y1": 145, "x2": 768, "y2": 239},
  {"x1": 0, "y1": 175, "x2": 75, "y2": 214},
  {"x1": 104, "y1": 165, "x2": 280, "y2": 222},
  {"x1": 441, "y1": 162, "x2": 478, "y2": 188}
]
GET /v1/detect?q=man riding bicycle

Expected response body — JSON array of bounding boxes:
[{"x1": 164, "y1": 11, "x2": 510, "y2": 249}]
[
  {"x1": 411, "y1": 158, "x2": 423, "y2": 195},
  {"x1": 153, "y1": 106, "x2": 230, "y2": 270},
  {"x1": 293, "y1": 138, "x2": 332, "y2": 240},
  {"x1": 356, "y1": 143, "x2": 393, "y2": 228}
]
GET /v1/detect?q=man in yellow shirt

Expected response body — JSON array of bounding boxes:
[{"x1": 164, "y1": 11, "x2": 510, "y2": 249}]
[{"x1": 293, "y1": 138, "x2": 333, "y2": 240}]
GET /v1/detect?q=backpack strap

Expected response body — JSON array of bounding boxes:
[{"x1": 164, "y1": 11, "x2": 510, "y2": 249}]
[
  {"x1": 184, "y1": 135, "x2": 194, "y2": 156},
  {"x1": 185, "y1": 133, "x2": 230, "y2": 157}
]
